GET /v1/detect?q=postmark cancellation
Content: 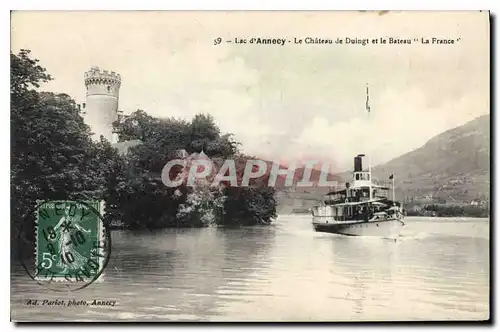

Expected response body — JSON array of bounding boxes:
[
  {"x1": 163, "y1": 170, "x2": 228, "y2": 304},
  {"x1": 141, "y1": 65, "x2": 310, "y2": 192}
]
[{"x1": 34, "y1": 201, "x2": 107, "y2": 284}]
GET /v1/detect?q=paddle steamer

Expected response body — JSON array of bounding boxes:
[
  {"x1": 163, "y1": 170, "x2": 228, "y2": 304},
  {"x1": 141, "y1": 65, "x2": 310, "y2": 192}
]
[{"x1": 312, "y1": 154, "x2": 405, "y2": 237}]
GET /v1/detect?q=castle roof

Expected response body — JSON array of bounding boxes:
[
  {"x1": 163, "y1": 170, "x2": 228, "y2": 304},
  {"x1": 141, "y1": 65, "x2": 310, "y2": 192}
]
[{"x1": 84, "y1": 67, "x2": 121, "y2": 85}]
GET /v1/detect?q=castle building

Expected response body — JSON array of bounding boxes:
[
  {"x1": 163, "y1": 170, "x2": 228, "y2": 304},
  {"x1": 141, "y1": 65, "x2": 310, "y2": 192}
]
[{"x1": 83, "y1": 67, "x2": 121, "y2": 143}]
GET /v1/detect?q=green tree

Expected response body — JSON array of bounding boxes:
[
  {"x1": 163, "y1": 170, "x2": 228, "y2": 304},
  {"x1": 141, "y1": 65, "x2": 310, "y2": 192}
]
[
  {"x1": 11, "y1": 50, "x2": 123, "y2": 231},
  {"x1": 221, "y1": 155, "x2": 277, "y2": 226},
  {"x1": 112, "y1": 113, "x2": 192, "y2": 229},
  {"x1": 113, "y1": 111, "x2": 275, "y2": 229},
  {"x1": 113, "y1": 109, "x2": 159, "y2": 142},
  {"x1": 11, "y1": 49, "x2": 52, "y2": 98},
  {"x1": 188, "y1": 114, "x2": 239, "y2": 158},
  {"x1": 11, "y1": 50, "x2": 277, "y2": 232},
  {"x1": 177, "y1": 182, "x2": 226, "y2": 227}
]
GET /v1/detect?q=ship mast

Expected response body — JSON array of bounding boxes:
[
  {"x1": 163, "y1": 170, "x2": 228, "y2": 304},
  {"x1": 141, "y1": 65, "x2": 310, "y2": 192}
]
[{"x1": 366, "y1": 83, "x2": 372, "y2": 200}]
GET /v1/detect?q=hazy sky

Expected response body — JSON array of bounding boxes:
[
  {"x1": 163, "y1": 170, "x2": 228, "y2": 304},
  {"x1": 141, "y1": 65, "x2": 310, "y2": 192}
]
[{"x1": 11, "y1": 11, "x2": 489, "y2": 171}]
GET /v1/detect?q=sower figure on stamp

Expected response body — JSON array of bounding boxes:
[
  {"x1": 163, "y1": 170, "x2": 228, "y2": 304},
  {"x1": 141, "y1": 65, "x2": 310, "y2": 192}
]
[{"x1": 53, "y1": 204, "x2": 91, "y2": 274}]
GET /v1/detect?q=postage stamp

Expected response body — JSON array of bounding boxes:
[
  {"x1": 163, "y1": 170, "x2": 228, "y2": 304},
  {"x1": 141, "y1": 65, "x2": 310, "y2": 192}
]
[{"x1": 34, "y1": 201, "x2": 107, "y2": 283}]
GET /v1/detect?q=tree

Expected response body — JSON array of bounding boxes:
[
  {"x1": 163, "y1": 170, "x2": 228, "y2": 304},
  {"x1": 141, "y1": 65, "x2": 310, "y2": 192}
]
[
  {"x1": 177, "y1": 182, "x2": 226, "y2": 227},
  {"x1": 113, "y1": 109, "x2": 159, "y2": 142},
  {"x1": 11, "y1": 49, "x2": 52, "y2": 98},
  {"x1": 113, "y1": 112, "x2": 276, "y2": 229},
  {"x1": 11, "y1": 50, "x2": 277, "y2": 232},
  {"x1": 220, "y1": 155, "x2": 277, "y2": 226},
  {"x1": 188, "y1": 114, "x2": 239, "y2": 158},
  {"x1": 11, "y1": 50, "x2": 123, "y2": 232},
  {"x1": 223, "y1": 186, "x2": 277, "y2": 226}
]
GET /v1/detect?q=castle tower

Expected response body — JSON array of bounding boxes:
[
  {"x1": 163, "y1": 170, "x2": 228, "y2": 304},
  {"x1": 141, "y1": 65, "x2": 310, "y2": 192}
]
[{"x1": 83, "y1": 67, "x2": 121, "y2": 143}]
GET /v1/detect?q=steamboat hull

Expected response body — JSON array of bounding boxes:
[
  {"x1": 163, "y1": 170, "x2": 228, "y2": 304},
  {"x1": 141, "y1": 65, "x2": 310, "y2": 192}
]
[{"x1": 312, "y1": 217, "x2": 403, "y2": 237}]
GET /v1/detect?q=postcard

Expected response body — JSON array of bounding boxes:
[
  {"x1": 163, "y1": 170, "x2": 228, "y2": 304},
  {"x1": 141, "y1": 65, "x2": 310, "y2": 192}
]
[{"x1": 10, "y1": 10, "x2": 490, "y2": 322}]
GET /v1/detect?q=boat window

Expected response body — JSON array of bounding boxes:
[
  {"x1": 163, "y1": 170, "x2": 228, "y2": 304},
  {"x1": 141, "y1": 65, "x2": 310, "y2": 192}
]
[
  {"x1": 355, "y1": 174, "x2": 360, "y2": 180},
  {"x1": 367, "y1": 174, "x2": 370, "y2": 181}
]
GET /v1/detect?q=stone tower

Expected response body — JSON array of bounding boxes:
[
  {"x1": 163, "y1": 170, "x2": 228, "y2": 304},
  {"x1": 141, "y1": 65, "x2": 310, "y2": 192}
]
[{"x1": 83, "y1": 67, "x2": 121, "y2": 143}]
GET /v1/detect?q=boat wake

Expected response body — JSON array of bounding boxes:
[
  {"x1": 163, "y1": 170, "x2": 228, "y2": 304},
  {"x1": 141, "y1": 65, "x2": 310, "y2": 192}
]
[{"x1": 392, "y1": 232, "x2": 437, "y2": 242}]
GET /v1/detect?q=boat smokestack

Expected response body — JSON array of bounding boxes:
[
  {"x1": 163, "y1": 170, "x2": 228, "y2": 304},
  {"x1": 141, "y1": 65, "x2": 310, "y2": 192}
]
[{"x1": 354, "y1": 156, "x2": 363, "y2": 172}]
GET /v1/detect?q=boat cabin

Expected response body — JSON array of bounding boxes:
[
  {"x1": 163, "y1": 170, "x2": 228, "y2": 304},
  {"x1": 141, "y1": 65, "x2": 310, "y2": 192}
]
[
  {"x1": 324, "y1": 185, "x2": 388, "y2": 205},
  {"x1": 318, "y1": 154, "x2": 395, "y2": 221}
]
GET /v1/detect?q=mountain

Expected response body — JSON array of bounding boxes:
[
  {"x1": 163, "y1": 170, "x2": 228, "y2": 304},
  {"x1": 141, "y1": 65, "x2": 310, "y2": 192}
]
[
  {"x1": 273, "y1": 166, "x2": 342, "y2": 213},
  {"x1": 276, "y1": 114, "x2": 490, "y2": 211},
  {"x1": 372, "y1": 114, "x2": 490, "y2": 205}
]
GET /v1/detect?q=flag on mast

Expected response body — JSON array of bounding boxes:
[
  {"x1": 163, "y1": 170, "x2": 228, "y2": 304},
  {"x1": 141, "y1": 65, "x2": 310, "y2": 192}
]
[
  {"x1": 390, "y1": 173, "x2": 395, "y2": 201},
  {"x1": 366, "y1": 84, "x2": 371, "y2": 113}
]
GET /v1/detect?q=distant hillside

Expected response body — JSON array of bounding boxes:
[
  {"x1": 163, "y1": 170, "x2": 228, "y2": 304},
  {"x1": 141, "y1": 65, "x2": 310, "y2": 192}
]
[
  {"x1": 276, "y1": 114, "x2": 490, "y2": 211},
  {"x1": 372, "y1": 114, "x2": 490, "y2": 205},
  {"x1": 273, "y1": 166, "x2": 341, "y2": 214},
  {"x1": 250, "y1": 161, "x2": 340, "y2": 213},
  {"x1": 114, "y1": 115, "x2": 490, "y2": 212}
]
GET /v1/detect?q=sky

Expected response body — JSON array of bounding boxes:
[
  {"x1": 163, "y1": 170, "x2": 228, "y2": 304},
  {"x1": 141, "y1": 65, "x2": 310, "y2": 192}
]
[{"x1": 11, "y1": 11, "x2": 490, "y2": 172}]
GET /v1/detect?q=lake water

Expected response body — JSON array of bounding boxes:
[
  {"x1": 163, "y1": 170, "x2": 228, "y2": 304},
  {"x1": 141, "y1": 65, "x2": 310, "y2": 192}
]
[{"x1": 11, "y1": 215, "x2": 490, "y2": 322}]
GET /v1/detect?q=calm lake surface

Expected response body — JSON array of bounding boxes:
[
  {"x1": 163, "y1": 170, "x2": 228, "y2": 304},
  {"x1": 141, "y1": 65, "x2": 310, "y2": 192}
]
[{"x1": 11, "y1": 215, "x2": 490, "y2": 322}]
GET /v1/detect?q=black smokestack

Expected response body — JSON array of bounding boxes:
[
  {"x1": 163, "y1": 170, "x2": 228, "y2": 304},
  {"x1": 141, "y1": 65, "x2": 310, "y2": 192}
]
[{"x1": 354, "y1": 156, "x2": 362, "y2": 172}]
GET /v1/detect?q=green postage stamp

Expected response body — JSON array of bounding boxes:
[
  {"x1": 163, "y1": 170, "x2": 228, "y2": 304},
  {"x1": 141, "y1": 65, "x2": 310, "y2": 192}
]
[{"x1": 35, "y1": 201, "x2": 106, "y2": 283}]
